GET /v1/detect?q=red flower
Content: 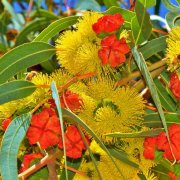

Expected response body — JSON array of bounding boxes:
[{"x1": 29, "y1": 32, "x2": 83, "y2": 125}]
[
  {"x1": 143, "y1": 137, "x2": 157, "y2": 160},
  {"x1": 169, "y1": 73, "x2": 180, "y2": 99},
  {"x1": 58, "y1": 125, "x2": 90, "y2": 159},
  {"x1": 168, "y1": 171, "x2": 178, "y2": 180},
  {"x1": 98, "y1": 34, "x2": 130, "y2": 67},
  {"x1": 27, "y1": 108, "x2": 61, "y2": 149},
  {"x1": 60, "y1": 90, "x2": 82, "y2": 111},
  {"x1": 143, "y1": 124, "x2": 180, "y2": 161},
  {"x1": 1, "y1": 117, "x2": 12, "y2": 130},
  {"x1": 48, "y1": 90, "x2": 82, "y2": 111},
  {"x1": 19, "y1": 153, "x2": 43, "y2": 173},
  {"x1": 92, "y1": 13, "x2": 124, "y2": 34}
]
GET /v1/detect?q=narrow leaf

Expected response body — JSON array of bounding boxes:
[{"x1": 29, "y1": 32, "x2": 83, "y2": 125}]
[
  {"x1": 16, "y1": 18, "x2": 51, "y2": 45},
  {"x1": 2, "y1": 0, "x2": 24, "y2": 27},
  {"x1": 166, "y1": 11, "x2": 180, "y2": 28},
  {"x1": 30, "y1": 9, "x2": 59, "y2": 20},
  {"x1": 144, "y1": 112, "x2": 180, "y2": 127},
  {"x1": 105, "y1": 129, "x2": 162, "y2": 138},
  {"x1": 0, "y1": 80, "x2": 36, "y2": 105},
  {"x1": 51, "y1": 81, "x2": 68, "y2": 180},
  {"x1": 0, "y1": 113, "x2": 32, "y2": 180},
  {"x1": 103, "y1": 0, "x2": 119, "y2": 7},
  {"x1": 132, "y1": 47, "x2": 170, "y2": 151},
  {"x1": 154, "y1": 78, "x2": 176, "y2": 112},
  {"x1": 0, "y1": 42, "x2": 55, "y2": 84},
  {"x1": 162, "y1": 0, "x2": 180, "y2": 11},
  {"x1": 34, "y1": 16, "x2": 78, "y2": 42},
  {"x1": 138, "y1": 0, "x2": 156, "y2": 8},
  {"x1": 132, "y1": 1, "x2": 152, "y2": 44},
  {"x1": 139, "y1": 36, "x2": 167, "y2": 59}
]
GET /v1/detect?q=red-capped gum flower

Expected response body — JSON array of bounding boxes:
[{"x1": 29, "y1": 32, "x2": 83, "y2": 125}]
[
  {"x1": 48, "y1": 90, "x2": 82, "y2": 111},
  {"x1": 143, "y1": 137, "x2": 157, "y2": 160},
  {"x1": 169, "y1": 73, "x2": 180, "y2": 99},
  {"x1": 92, "y1": 13, "x2": 124, "y2": 34},
  {"x1": 19, "y1": 153, "x2": 43, "y2": 173},
  {"x1": 1, "y1": 117, "x2": 12, "y2": 130},
  {"x1": 98, "y1": 34, "x2": 130, "y2": 67},
  {"x1": 144, "y1": 124, "x2": 180, "y2": 161},
  {"x1": 157, "y1": 124, "x2": 180, "y2": 161},
  {"x1": 60, "y1": 90, "x2": 82, "y2": 111},
  {"x1": 168, "y1": 171, "x2": 179, "y2": 180},
  {"x1": 27, "y1": 108, "x2": 61, "y2": 149},
  {"x1": 58, "y1": 125, "x2": 90, "y2": 159}
]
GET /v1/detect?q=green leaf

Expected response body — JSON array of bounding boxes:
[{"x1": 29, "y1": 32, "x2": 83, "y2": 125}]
[
  {"x1": 162, "y1": 0, "x2": 180, "y2": 11},
  {"x1": 76, "y1": 0, "x2": 101, "y2": 11},
  {"x1": 105, "y1": 128, "x2": 162, "y2": 138},
  {"x1": 154, "y1": 78, "x2": 176, "y2": 112},
  {"x1": 15, "y1": 18, "x2": 52, "y2": 46},
  {"x1": 139, "y1": 36, "x2": 167, "y2": 59},
  {"x1": 0, "y1": 113, "x2": 32, "y2": 180},
  {"x1": 0, "y1": 80, "x2": 36, "y2": 105},
  {"x1": 34, "y1": 16, "x2": 78, "y2": 42},
  {"x1": 1, "y1": 0, "x2": 24, "y2": 27},
  {"x1": 144, "y1": 112, "x2": 180, "y2": 127},
  {"x1": 51, "y1": 81, "x2": 68, "y2": 180},
  {"x1": 138, "y1": 0, "x2": 156, "y2": 8},
  {"x1": 103, "y1": 0, "x2": 119, "y2": 7},
  {"x1": 0, "y1": 42, "x2": 55, "y2": 84},
  {"x1": 131, "y1": 1, "x2": 152, "y2": 45},
  {"x1": 30, "y1": 9, "x2": 59, "y2": 20},
  {"x1": 103, "y1": 6, "x2": 135, "y2": 27},
  {"x1": 132, "y1": 47, "x2": 170, "y2": 150},
  {"x1": 166, "y1": 11, "x2": 180, "y2": 28}
]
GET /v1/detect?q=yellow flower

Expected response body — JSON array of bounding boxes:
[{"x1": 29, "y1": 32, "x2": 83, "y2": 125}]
[
  {"x1": 77, "y1": 11, "x2": 103, "y2": 38},
  {"x1": 55, "y1": 12, "x2": 114, "y2": 76},
  {"x1": 85, "y1": 76, "x2": 115, "y2": 100},
  {"x1": 78, "y1": 78, "x2": 145, "y2": 141},
  {"x1": 166, "y1": 26, "x2": 180, "y2": 71}
]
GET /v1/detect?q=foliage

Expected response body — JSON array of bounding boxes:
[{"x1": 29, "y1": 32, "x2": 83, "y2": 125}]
[{"x1": 0, "y1": 0, "x2": 180, "y2": 180}]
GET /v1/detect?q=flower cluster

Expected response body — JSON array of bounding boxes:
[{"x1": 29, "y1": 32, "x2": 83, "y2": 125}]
[
  {"x1": 92, "y1": 13, "x2": 130, "y2": 67},
  {"x1": 27, "y1": 108, "x2": 89, "y2": 159}
]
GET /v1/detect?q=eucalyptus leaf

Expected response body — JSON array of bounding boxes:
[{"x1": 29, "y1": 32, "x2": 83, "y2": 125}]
[
  {"x1": 166, "y1": 11, "x2": 180, "y2": 28},
  {"x1": 138, "y1": 0, "x2": 156, "y2": 8},
  {"x1": 0, "y1": 80, "x2": 36, "y2": 105},
  {"x1": 51, "y1": 81, "x2": 68, "y2": 180},
  {"x1": 144, "y1": 112, "x2": 180, "y2": 127},
  {"x1": 139, "y1": 36, "x2": 167, "y2": 59},
  {"x1": 103, "y1": 0, "x2": 119, "y2": 7},
  {"x1": 34, "y1": 16, "x2": 78, "y2": 42},
  {"x1": 162, "y1": 0, "x2": 180, "y2": 11},
  {"x1": 0, "y1": 42, "x2": 55, "y2": 84},
  {"x1": 16, "y1": 18, "x2": 52, "y2": 45},
  {"x1": 30, "y1": 9, "x2": 59, "y2": 20},
  {"x1": 154, "y1": 78, "x2": 176, "y2": 112},
  {"x1": 0, "y1": 113, "x2": 32, "y2": 180},
  {"x1": 132, "y1": 47, "x2": 170, "y2": 150},
  {"x1": 1, "y1": 0, "x2": 24, "y2": 28},
  {"x1": 131, "y1": 1, "x2": 152, "y2": 45},
  {"x1": 105, "y1": 129, "x2": 162, "y2": 138}
]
